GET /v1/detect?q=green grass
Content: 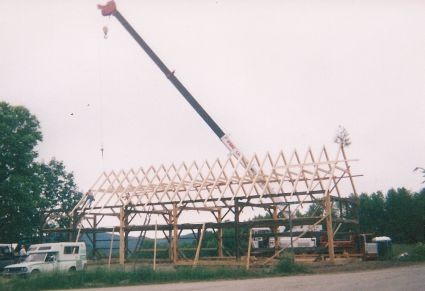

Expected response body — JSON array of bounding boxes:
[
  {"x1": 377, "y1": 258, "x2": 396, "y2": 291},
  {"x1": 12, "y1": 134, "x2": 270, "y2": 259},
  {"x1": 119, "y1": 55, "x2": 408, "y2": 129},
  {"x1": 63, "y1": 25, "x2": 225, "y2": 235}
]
[
  {"x1": 274, "y1": 252, "x2": 310, "y2": 274},
  {"x1": 0, "y1": 261, "x2": 310, "y2": 291},
  {"x1": 392, "y1": 243, "x2": 425, "y2": 261}
]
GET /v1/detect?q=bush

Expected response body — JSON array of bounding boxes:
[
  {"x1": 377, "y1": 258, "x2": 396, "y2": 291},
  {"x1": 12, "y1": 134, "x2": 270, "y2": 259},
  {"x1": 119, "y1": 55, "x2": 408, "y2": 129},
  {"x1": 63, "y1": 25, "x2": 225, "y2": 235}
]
[
  {"x1": 410, "y1": 243, "x2": 425, "y2": 261},
  {"x1": 274, "y1": 252, "x2": 309, "y2": 274},
  {"x1": 394, "y1": 243, "x2": 425, "y2": 262}
]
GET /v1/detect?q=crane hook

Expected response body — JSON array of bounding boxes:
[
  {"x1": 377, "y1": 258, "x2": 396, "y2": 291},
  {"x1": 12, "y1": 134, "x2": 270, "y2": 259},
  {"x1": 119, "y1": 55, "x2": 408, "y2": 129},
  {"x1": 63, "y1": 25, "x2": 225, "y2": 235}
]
[{"x1": 102, "y1": 26, "x2": 109, "y2": 39}]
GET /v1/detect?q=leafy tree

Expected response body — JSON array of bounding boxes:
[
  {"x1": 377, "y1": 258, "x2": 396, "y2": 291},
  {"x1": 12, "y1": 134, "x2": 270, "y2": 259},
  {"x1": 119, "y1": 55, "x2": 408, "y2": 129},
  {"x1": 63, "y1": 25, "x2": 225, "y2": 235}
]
[
  {"x1": 0, "y1": 102, "x2": 82, "y2": 243},
  {"x1": 34, "y1": 159, "x2": 82, "y2": 233},
  {"x1": 414, "y1": 167, "x2": 425, "y2": 184},
  {"x1": 412, "y1": 189, "x2": 425, "y2": 242},
  {"x1": 0, "y1": 102, "x2": 42, "y2": 242},
  {"x1": 358, "y1": 192, "x2": 386, "y2": 234},
  {"x1": 385, "y1": 188, "x2": 418, "y2": 243}
]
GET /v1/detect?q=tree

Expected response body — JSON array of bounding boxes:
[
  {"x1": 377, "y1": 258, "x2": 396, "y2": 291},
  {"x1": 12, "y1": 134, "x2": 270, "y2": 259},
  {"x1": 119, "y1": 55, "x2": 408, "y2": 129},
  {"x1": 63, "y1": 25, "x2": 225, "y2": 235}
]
[
  {"x1": 34, "y1": 159, "x2": 82, "y2": 234},
  {"x1": 412, "y1": 189, "x2": 425, "y2": 242},
  {"x1": 0, "y1": 102, "x2": 82, "y2": 243},
  {"x1": 334, "y1": 125, "x2": 351, "y2": 147},
  {"x1": 414, "y1": 167, "x2": 425, "y2": 184},
  {"x1": 0, "y1": 102, "x2": 43, "y2": 242},
  {"x1": 385, "y1": 188, "x2": 417, "y2": 243},
  {"x1": 358, "y1": 192, "x2": 386, "y2": 234}
]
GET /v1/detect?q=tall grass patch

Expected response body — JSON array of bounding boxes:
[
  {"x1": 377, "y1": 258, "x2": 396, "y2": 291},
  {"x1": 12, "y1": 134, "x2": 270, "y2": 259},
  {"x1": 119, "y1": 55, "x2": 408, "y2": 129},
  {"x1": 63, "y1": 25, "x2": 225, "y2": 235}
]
[{"x1": 273, "y1": 252, "x2": 310, "y2": 274}]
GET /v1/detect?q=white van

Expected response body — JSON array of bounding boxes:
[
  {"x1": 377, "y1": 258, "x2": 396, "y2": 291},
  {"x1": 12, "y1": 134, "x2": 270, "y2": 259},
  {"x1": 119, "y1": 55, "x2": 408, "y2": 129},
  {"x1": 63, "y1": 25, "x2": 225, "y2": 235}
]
[
  {"x1": 3, "y1": 242, "x2": 87, "y2": 276},
  {"x1": 252, "y1": 227, "x2": 317, "y2": 249}
]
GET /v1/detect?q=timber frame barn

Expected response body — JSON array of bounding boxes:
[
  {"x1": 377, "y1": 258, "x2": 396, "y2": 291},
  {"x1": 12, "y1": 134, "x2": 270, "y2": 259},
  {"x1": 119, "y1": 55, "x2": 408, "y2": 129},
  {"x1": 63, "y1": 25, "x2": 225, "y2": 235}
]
[{"x1": 44, "y1": 145, "x2": 360, "y2": 266}]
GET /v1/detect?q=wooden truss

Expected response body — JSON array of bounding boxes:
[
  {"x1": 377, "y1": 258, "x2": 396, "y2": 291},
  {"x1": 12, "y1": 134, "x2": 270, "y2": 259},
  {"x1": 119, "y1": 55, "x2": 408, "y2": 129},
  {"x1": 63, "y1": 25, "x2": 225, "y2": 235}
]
[{"x1": 71, "y1": 146, "x2": 358, "y2": 216}]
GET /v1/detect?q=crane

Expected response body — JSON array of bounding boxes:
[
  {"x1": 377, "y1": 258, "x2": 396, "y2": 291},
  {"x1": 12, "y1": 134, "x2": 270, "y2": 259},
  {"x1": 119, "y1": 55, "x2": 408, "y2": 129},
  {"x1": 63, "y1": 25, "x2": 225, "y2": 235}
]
[
  {"x1": 96, "y1": 2, "x2": 289, "y2": 216},
  {"x1": 97, "y1": 1, "x2": 248, "y2": 166},
  {"x1": 97, "y1": 1, "x2": 287, "y2": 260}
]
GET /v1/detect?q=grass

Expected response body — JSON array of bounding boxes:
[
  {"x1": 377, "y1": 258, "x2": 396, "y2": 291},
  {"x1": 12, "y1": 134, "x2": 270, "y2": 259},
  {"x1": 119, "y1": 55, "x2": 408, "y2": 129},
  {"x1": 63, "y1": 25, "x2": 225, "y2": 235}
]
[
  {"x1": 0, "y1": 260, "x2": 310, "y2": 291},
  {"x1": 274, "y1": 252, "x2": 310, "y2": 274},
  {"x1": 3, "y1": 244, "x2": 423, "y2": 291},
  {"x1": 392, "y1": 243, "x2": 425, "y2": 262}
]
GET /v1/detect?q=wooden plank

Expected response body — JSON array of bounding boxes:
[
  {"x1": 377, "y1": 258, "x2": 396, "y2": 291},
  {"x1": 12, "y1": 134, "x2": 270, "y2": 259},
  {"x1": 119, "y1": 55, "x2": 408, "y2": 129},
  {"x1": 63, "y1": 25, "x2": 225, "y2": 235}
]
[
  {"x1": 246, "y1": 228, "x2": 253, "y2": 270},
  {"x1": 119, "y1": 208, "x2": 125, "y2": 265},
  {"x1": 153, "y1": 222, "x2": 157, "y2": 271},
  {"x1": 193, "y1": 223, "x2": 206, "y2": 268},
  {"x1": 108, "y1": 227, "x2": 115, "y2": 269}
]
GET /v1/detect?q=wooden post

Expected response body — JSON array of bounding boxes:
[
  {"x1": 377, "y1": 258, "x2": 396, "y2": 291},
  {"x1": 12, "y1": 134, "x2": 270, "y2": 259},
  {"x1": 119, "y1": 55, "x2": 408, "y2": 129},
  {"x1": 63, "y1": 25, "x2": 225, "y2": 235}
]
[
  {"x1": 217, "y1": 208, "x2": 223, "y2": 257},
  {"x1": 75, "y1": 227, "x2": 82, "y2": 242},
  {"x1": 168, "y1": 211, "x2": 173, "y2": 261},
  {"x1": 124, "y1": 210, "x2": 129, "y2": 259},
  {"x1": 172, "y1": 203, "x2": 178, "y2": 264},
  {"x1": 246, "y1": 228, "x2": 253, "y2": 270},
  {"x1": 108, "y1": 227, "x2": 115, "y2": 269},
  {"x1": 92, "y1": 215, "x2": 97, "y2": 259},
  {"x1": 153, "y1": 221, "x2": 157, "y2": 271},
  {"x1": 234, "y1": 199, "x2": 240, "y2": 261},
  {"x1": 325, "y1": 193, "x2": 335, "y2": 263},
  {"x1": 69, "y1": 211, "x2": 78, "y2": 242},
  {"x1": 272, "y1": 206, "x2": 279, "y2": 254},
  {"x1": 193, "y1": 223, "x2": 205, "y2": 268},
  {"x1": 119, "y1": 207, "x2": 125, "y2": 266}
]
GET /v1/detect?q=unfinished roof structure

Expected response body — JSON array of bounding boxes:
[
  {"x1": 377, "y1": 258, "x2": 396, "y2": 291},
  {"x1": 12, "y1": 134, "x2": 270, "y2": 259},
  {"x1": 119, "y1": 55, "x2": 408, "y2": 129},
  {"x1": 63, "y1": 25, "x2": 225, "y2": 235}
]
[
  {"x1": 62, "y1": 145, "x2": 359, "y2": 266},
  {"x1": 72, "y1": 146, "x2": 357, "y2": 216}
]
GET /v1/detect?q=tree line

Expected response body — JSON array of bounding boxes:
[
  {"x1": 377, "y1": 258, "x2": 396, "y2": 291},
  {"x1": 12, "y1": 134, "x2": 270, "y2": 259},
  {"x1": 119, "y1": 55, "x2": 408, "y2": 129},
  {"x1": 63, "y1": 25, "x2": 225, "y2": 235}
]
[{"x1": 358, "y1": 188, "x2": 424, "y2": 243}]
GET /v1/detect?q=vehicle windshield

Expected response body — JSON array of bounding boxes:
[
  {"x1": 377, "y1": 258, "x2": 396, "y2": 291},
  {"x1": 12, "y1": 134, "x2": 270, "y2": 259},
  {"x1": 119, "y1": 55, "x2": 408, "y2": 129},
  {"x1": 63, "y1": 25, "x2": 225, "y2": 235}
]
[
  {"x1": 25, "y1": 253, "x2": 47, "y2": 262},
  {"x1": 253, "y1": 229, "x2": 271, "y2": 234}
]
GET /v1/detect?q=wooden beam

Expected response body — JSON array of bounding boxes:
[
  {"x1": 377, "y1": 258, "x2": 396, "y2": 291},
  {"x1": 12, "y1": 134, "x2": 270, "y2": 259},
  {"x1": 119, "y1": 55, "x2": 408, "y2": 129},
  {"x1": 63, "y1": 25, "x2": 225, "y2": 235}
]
[
  {"x1": 193, "y1": 223, "x2": 205, "y2": 268},
  {"x1": 246, "y1": 228, "x2": 253, "y2": 270},
  {"x1": 119, "y1": 207, "x2": 125, "y2": 265},
  {"x1": 153, "y1": 222, "x2": 157, "y2": 271},
  {"x1": 108, "y1": 227, "x2": 115, "y2": 269},
  {"x1": 172, "y1": 203, "x2": 178, "y2": 264},
  {"x1": 217, "y1": 209, "x2": 223, "y2": 257}
]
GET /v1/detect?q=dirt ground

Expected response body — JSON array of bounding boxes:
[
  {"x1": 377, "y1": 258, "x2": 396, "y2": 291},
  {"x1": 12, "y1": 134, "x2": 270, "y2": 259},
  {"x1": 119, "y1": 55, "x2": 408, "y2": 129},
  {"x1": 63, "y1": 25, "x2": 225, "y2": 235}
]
[{"x1": 64, "y1": 263, "x2": 425, "y2": 291}]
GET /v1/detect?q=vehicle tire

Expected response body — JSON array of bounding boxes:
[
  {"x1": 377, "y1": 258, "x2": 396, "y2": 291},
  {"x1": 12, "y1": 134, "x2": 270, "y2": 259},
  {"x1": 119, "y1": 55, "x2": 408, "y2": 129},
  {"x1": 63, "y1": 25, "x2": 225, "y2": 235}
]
[
  {"x1": 69, "y1": 266, "x2": 76, "y2": 272},
  {"x1": 31, "y1": 269, "x2": 40, "y2": 276}
]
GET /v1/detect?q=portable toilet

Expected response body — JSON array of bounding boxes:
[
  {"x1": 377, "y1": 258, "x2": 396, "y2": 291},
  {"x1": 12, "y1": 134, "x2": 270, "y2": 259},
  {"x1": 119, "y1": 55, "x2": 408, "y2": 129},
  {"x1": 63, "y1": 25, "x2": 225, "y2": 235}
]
[{"x1": 372, "y1": 236, "x2": 392, "y2": 259}]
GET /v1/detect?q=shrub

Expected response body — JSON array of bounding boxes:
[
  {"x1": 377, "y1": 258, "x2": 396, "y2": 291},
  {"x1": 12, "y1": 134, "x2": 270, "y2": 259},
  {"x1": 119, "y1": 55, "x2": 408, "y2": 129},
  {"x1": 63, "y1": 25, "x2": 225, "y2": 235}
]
[
  {"x1": 274, "y1": 252, "x2": 309, "y2": 274},
  {"x1": 410, "y1": 243, "x2": 425, "y2": 261}
]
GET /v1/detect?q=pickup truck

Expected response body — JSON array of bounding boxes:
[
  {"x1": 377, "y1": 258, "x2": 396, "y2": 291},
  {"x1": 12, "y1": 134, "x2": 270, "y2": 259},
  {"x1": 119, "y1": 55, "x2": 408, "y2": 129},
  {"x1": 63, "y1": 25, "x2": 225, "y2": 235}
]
[{"x1": 0, "y1": 244, "x2": 20, "y2": 271}]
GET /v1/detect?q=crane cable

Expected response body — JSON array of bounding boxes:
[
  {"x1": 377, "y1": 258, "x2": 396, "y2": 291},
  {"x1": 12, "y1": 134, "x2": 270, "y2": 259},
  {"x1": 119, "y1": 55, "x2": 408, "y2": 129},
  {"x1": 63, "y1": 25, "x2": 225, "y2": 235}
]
[{"x1": 97, "y1": 18, "x2": 110, "y2": 168}]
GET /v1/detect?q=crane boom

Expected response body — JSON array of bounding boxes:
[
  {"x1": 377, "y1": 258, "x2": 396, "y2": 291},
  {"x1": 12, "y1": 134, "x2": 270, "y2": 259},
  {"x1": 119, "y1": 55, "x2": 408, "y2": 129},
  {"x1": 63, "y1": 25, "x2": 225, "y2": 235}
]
[{"x1": 98, "y1": 1, "x2": 244, "y2": 161}]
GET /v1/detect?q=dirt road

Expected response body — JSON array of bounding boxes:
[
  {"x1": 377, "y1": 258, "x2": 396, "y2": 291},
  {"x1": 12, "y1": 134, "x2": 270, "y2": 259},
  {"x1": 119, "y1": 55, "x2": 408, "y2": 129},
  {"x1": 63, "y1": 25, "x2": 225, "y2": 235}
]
[{"x1": 67, "y1": 264, "x2": 425, "y2": 291}]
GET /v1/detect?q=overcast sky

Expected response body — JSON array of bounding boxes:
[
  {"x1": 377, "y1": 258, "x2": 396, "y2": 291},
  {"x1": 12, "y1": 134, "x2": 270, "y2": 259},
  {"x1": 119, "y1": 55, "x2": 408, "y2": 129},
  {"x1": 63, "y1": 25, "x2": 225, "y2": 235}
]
[{"x1": 1, "y1": 0, "x2": 424, "y2": 196}]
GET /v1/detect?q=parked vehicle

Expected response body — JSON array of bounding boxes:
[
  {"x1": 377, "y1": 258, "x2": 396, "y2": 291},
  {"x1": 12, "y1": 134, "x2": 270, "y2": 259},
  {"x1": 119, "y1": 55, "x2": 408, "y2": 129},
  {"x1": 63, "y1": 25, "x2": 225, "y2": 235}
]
[
  {"x1": 3, "y1": 242, "x2": 87, "y2": 276},
  {"x1": 0, "y1": 244, "x2": 20, "y2": 271},
  {"x1": 251, "y1": 227, "x2": 317, "y2": 251}
]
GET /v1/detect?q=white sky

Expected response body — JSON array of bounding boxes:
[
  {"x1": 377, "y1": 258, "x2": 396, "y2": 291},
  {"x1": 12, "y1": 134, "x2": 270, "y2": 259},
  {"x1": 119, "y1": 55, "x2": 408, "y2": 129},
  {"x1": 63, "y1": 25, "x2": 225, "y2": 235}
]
[{"x1": 1, "y1": 0, "x2": 425, "y2": 197}]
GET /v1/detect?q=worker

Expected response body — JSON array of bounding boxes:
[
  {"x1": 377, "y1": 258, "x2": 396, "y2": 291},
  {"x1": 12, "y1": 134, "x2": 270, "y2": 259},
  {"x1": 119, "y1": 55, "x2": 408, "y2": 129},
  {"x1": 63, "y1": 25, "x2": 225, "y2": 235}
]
[
  {"x1": 19, "y1": 245, "x2": 27, "y2": 257},
  {"x1": 86, "y1": 190, "x2": 95, "y2": 208}
]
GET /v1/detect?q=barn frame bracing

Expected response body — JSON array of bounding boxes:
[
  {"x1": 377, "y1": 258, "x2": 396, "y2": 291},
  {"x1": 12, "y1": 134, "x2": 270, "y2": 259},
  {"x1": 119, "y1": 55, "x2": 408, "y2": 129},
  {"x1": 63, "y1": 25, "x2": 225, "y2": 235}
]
[{"x1": 44, "y1": 145, "x2": 359, "y2": 266}]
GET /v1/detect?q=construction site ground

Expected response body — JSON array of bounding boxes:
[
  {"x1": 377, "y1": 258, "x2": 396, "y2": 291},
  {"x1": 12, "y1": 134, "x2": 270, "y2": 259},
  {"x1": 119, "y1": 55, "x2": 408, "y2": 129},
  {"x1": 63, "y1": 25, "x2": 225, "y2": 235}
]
[
  {"x1": 88, "y1": 256, "x2": 422, "y2": 274},
  {"x1": 65, "y1": 263, "x2": 425, "y2": 291}
]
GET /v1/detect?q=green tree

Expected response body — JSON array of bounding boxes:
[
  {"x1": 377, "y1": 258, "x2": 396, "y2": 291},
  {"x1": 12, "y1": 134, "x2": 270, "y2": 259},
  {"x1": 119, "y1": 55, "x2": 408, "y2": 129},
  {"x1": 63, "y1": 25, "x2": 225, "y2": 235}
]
[
  {"x1": 0, "y1": 102, "x2": 82, "y2": 243},
  {"x1": 0, "y1": 102, "x2": 43, "y2": 242},
  {"x1": 412, "y1": 189, "x2": 425, "y2": 242},
  {"x1": 34, "y1": 159, "x2": 82, "y2": 234},
  {"x1": 385, "y1": 188, "x2": 417, "y2": 243},
  {"x1": 358, "y1": 192, "x2": 386, "y2": 234}
]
